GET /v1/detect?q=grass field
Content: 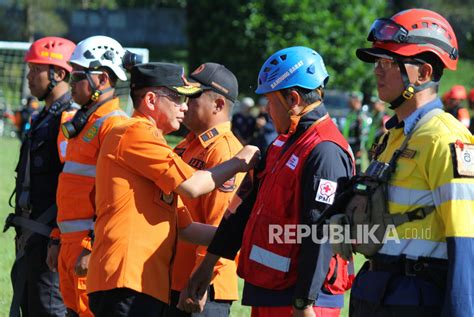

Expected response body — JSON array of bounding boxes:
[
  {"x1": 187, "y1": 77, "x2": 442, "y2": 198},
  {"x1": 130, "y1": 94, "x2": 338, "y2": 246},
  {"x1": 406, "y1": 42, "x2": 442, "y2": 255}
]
[
  {"x1": 0, "y1": 137, "x2": 20, "y2": 315},
  {"x1": 0, "y1": 135, "x2": 366, "y2": 316}
]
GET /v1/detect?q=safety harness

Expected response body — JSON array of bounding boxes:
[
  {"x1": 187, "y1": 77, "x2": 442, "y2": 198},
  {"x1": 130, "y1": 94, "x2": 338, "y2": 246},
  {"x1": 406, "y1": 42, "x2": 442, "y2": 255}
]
[{"x1": 329, "y1": 108, "x2": 442, "y2": 260}]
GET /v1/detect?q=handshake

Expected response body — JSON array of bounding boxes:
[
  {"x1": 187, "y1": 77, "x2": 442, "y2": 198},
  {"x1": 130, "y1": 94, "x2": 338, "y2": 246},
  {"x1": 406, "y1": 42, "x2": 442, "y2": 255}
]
[{"x1": 177, "y1": 254, "x2": 219, "y2": 313}]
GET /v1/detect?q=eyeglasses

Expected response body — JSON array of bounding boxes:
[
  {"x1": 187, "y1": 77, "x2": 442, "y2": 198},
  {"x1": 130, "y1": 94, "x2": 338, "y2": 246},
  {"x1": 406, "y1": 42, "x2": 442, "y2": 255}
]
[
  {"x1": 374, "y1": 58, "x2": 425, "y2": 71},
  {"x1": 374, "y1": 58, "x2": 396, "y2": 71},
  {"x1": 367, "y1": 18, "x2": 457, "y2": 59},
  {"x1": 70, "y1": 70, "x2": 103, "y2": 83}
]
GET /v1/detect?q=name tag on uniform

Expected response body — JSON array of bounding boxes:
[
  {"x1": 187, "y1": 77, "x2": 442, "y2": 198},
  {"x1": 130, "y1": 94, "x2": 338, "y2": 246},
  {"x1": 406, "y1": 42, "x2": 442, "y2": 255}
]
[
  {"x1": 454, "y1": 141, "x2": 474, "y2": 177},
  {"x1": 286, "y1": 154, "x2": 299, "y2": 170},
  {"x1": 273, "y1": 139, "x2": 285, "y2": 147}
]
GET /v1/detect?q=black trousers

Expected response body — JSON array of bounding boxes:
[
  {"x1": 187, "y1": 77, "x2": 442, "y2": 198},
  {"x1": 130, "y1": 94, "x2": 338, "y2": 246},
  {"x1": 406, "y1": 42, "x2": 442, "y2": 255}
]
[
  {"x1": 11, "y1": 237, "x2": 66, "y2": 317},
  {"x1": 349, "y1": 296, "x2": 441, "y2": 317},
  {"x1": 89, "y1": 288, "x2": 168, "y2": 317}
]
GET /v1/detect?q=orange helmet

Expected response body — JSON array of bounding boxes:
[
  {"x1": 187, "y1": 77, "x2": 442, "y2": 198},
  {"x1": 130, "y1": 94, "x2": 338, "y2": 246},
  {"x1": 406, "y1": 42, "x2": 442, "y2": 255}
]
[
  {"x1": 449, "y1": 85, "x2": 467, "y2": 100},
  {"x1": 24, "y1": 37, "x2": 76, "y2": 72},
  {"x1": 357, "y1": 9, "x2": 458, "y2": 70}
]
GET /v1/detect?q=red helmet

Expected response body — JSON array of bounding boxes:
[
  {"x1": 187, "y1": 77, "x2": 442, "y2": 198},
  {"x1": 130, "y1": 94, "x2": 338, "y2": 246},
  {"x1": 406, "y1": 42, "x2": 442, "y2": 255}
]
[
  {"x1": 24, "y1": 37, "x2": 76, "y2": 72},
  {"x1": 469, "y1": 89, "x2": 474, "y2": 103},
  {"x1": 449, "y1": 85, "x2": 467, "y2": 100},
  {"x1": 357, "y1": 9, "x2": 458, "y2": 70}
]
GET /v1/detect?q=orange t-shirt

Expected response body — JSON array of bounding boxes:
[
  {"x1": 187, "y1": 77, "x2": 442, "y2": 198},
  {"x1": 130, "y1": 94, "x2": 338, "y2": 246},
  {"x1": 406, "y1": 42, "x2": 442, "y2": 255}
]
[
  {"x1": 87, "y1": 111, "x2": 196, "y2": 304},
  {"x1": 56, "y1": 98, "x2": 128, "y2": 223},
  {"x1": 172, "y1": 122, "x2": 243, "y2": 300}
]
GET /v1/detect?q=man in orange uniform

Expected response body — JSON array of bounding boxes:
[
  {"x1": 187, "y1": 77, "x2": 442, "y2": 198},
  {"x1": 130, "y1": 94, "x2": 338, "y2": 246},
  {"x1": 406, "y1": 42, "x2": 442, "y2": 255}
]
[
  {"x1": 169, "y1": 63, "x2": 244, "y2": 317},
  {"x1": 86, "y1": 62, "x2": 259, "y2": 317},
  {"x1": 47, "y1": 35, "x2": 141, "y2": 316}
]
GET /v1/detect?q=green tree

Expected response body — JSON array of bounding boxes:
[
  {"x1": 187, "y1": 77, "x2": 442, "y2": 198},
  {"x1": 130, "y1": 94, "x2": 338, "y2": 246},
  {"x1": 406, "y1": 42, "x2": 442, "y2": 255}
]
[{"x1": 187, "y1": 0, "x2": 387, "y2": 96}]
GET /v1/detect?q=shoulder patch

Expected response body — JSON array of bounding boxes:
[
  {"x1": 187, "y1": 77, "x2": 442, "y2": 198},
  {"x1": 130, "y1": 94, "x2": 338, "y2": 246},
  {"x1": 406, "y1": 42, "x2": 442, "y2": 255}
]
[
  {"x1": 82, "y1": 125, "x2": 99, "y2": 142},
  {"x1": 200, "y1": 128, "x2": 219, "y2": 142},
  {"x1": 315, "y1": 179, "x2": 338, "y2": 205},
  {"x1": 453, "y1": 140, "x2": 474, "y2": 177}
]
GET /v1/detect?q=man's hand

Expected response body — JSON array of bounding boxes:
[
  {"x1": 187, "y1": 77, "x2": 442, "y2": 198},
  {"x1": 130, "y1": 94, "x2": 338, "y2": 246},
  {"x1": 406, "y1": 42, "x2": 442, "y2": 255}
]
[
  {"x1": 177, "y1": 253, "x2": 218, "y2": 313},
  {"x1": 234, "y1": 145, "x2": 261, "y2": 172},
  {"x1": 46, "y1": 243, "x2": 60, "y2": 272},
  {"x1": 177, "y1": 286, "x2": 208, "y2": 314},
  {"x1": 293, "y1": 307, "x2": 316, "y2": 317},
  {"x1": 74, "y1": 248, "x2": 91, "y2": 276}
]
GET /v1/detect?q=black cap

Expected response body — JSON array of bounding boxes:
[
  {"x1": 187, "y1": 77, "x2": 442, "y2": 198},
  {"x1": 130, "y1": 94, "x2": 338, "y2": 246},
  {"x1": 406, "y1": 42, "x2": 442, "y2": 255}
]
[
  {"x1": 189, "y1": 63, "x2": 238, "y2": 102},
  {"x1": 130, "y1": 62, "x2": 202, "y2": 96}
]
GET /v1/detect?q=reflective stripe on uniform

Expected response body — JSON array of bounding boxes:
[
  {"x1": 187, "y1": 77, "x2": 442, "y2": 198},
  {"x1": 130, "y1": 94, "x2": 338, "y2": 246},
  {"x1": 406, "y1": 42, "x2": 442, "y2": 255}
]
[
  {"x1": 93, "y1": 110, "x2": 128, "y2": 127},
  {"x1": 63, "y1": 161, "x2": 96, "y2": 177},
  {"x1": 389, "y1": 183, "x2": 474, "y2": 207},
  {"x1": 249, "y1": 245, "x2": 291, "y2": 273},
  {"x1": 58, "y1": 219, "x2": 94, "y2": 233},
  {"x1": 378, "y1": 239, "x2": 448, "y2": 260}
]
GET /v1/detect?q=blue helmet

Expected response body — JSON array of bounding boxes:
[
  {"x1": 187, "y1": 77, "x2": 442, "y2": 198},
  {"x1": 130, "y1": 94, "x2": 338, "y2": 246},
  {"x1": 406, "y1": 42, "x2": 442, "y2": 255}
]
[{"x1": 255, "y1": 46, "x2": 329, "y2": 95}]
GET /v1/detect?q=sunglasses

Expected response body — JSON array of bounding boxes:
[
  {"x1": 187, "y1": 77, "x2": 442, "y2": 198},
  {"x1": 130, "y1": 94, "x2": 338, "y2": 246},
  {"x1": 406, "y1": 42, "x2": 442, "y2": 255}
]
[
  {"x1": 69, "y1": 70, "x2": 103, "y2": 83},
  {"x1": 152, "y1": 89, "x2": 189, "y2": 105}
]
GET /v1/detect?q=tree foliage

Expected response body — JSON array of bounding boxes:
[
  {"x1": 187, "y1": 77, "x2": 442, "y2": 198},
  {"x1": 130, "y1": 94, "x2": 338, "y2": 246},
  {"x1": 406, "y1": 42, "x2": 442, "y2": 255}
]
[{"x1": 187, "y1": 0, "x2": 387, "y2": 96}]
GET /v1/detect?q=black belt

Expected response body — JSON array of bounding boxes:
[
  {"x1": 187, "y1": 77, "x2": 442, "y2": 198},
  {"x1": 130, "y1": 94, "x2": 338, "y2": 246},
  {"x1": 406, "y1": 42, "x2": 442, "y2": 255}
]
[{"x1": 369, "y1": 257, "x2": 448, "y2": 287}]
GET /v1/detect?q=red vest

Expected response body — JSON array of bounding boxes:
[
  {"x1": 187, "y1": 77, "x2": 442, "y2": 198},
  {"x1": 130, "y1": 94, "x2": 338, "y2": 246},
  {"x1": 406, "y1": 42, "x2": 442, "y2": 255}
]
[{"x1": 238, "y1": 115, "x2": 354, "y2": 292}]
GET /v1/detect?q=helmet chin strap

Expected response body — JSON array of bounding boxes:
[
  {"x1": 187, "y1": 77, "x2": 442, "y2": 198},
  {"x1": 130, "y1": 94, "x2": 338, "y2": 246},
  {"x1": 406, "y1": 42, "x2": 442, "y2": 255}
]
[
  {"x1": 276, "y1": 90, "x2": 322, "y2": 135},
  {"x1": 82, "y1": 71, "x2": 114, "y2": 109},
  {"x1": 38, "y1": 66, "x2": 59, "y2": 101},
  {"x1": 388, "y1": 60, "x2": 439, "y2": 110}
]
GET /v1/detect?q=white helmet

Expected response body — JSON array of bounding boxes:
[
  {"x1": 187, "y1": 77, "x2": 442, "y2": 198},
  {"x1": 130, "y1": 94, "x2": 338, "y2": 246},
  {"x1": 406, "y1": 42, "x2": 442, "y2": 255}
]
[
  {"x1": 241, "y1": 97, "x2": 255, "y2": 108},
  {"x1": 69, "y1": 35, "x2": 127, "y2": 81}
]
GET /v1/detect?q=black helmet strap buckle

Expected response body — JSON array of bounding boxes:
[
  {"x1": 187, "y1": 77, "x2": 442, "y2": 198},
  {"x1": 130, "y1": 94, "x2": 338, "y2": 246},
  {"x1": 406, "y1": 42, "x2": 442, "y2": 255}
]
[{"x1": 38, "y1": 66, "x2": 59, "y2": 101}]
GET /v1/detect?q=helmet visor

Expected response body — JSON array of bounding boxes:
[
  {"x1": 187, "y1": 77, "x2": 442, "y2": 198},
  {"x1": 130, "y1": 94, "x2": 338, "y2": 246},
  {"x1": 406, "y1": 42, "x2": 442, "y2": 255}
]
[
  {"x1": 367, "y1": 18, "x2": 458, "y2": 60},
  {"x1": 368, "y1": 18, "x2": 408, "y2": 43}
]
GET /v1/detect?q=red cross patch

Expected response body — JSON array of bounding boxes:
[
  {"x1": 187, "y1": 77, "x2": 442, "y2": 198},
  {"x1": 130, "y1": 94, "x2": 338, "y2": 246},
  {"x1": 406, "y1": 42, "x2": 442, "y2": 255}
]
[{"x1": 315, "y1": 179, "x2": 337, "y2": 205}]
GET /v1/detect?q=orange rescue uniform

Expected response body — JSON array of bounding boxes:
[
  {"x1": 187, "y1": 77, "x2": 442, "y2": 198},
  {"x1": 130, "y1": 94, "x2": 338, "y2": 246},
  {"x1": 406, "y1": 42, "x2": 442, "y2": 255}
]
[
  {"x1": 87, "y1": 111, "x2": 197, "y2": 304},
  {"x1": 55, "y1": 98, "x2": 128, "y2": 316},
  {"x1": 172, "y1": 122, "x2": 243, "y2": 300}
]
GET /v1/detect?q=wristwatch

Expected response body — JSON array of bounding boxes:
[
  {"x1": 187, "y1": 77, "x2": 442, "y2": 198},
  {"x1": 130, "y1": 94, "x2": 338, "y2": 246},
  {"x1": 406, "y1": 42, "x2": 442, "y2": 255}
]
[{"x1": 293, "y1": 298, "x2": 314, "y2": 310}]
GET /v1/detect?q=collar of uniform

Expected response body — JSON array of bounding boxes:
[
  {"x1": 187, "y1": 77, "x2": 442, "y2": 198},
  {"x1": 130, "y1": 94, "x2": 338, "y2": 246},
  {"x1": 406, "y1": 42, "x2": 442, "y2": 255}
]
[
  {"x1": 401, "y1": 98, "x2": 443, "y2": 135},
  {"x1": 48, "y1": 92, "x2": 72, "y2": 115},
  {"x1": 131, "y1": 109, "x2": 155, "y2": 126},
  {"x1": 295, "y1": 102, "x2": 328, "y2": 133},
  {"x1": 92, "y1": 97, "x2": 121, "y2": 117},
  {"x1": 198, "y1": 121, "x2": 231, "y2": 148},
  {"x1": 385, "y1": 98, "x2": 443, "y2": 133}
]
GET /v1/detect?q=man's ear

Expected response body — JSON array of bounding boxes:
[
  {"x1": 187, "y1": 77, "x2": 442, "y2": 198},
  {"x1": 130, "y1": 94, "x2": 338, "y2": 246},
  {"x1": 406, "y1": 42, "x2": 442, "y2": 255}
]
[
  {"x1": 214, "y1": 96, "x2": 225, "y2": 113},
  {"x1": 53, "y1": 66, "x2": 67, "y2": 82},
  {"x1": 418, "y1": 63, "x2": 433, "y2": 83},
  {"x1": 98, "y1": 72, "x2": 110, "y2": 87},
  {"x1": 286, "y1": 90, "x2": 301, "y2": 110},
  {"x1": 144, "y1": 91, "x2": 157, "y2": 110}
]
